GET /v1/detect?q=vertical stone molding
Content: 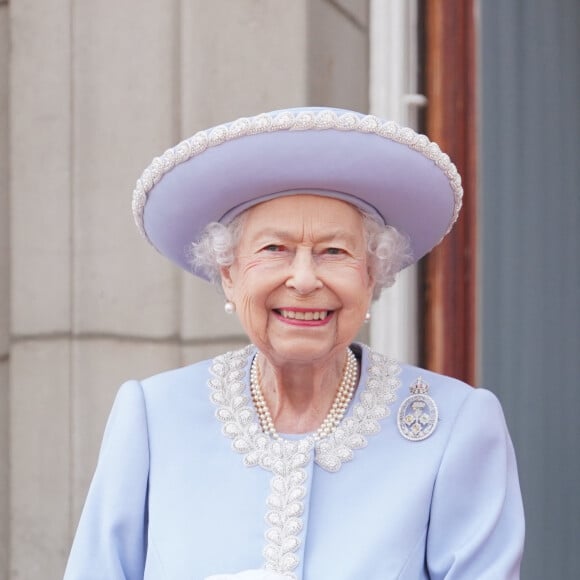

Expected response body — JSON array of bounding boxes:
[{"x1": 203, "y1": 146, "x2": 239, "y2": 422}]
[
  {"x1": 9, "y1": 1, "x2": 73, "y2": 575},
  {"x1": 308, "y1": 0, "x2": 369, "y2": 110},
  {"x1": 179, "y1": 0, "x2": 309, "y2": 133},
  {"x1": 10, "y1": 341, "x2": 71, "y2": 579},
  {"x1": 0, "y1": 3, "x2": 9, "y2": 577},
  {"x1": 71, "y1": 1, "x2": 180, "y2": 339},
  {"x1": 10, "y1": 0, "x2": 73, "y2": 337}
]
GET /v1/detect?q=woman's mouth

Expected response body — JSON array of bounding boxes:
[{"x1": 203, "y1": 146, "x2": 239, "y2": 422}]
[
  {"x1": 277, "y1": 309, "x2": 329, "y2": 320},
  {"x1": 273, "y1": 308, "x2": 334, "y2": 325}
]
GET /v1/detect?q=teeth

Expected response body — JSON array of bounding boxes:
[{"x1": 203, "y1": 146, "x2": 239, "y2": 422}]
[{"x1": 279, "y1": 310, "x2": 328, "y2": 320}]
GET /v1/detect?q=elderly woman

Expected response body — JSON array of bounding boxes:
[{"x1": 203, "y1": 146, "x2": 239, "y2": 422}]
[{"x1": 64, "y1": 108, "x2": 524, "y2": 580}]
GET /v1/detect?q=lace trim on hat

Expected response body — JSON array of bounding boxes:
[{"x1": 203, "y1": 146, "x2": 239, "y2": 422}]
[
  {"x1": 132, "y1": 109, "x2": 463, "y2": 241},
  {"x1": 208, "y1": 344, "x2": 400, "y2": 578}
]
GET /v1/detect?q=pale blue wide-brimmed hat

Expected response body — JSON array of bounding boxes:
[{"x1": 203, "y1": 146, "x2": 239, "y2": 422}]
[{"x1": 132, "y1": 107, "x2": 463, "y2": 279}]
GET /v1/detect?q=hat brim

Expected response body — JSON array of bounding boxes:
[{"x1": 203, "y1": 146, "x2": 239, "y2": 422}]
[{"x1": 133, "y1": 108, "x2": 462, "y2": 279}]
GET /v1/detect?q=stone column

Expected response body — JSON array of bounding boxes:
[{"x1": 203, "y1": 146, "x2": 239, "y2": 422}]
[
  {"x1": 308, "y1": 0, "x2": 369, "y2": 109},
  {"x1": 0, "y1": 2, "x2": 10, "y2": 576},
  {"x1": 6, "y1": 1, "x2": 369, "y2": 577},
  {"x1": 9, "y1": 1, "x2": 74, "y2": 576}
]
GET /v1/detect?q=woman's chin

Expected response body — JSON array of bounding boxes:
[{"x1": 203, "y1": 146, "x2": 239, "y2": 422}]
[{"x1": 258, "y1": 336, "x2": 348, "y2": 367}]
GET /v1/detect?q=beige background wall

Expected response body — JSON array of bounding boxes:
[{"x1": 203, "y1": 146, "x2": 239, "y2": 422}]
[{"x1": 0, "y1": 1, "x2": 369, "y2": 577}]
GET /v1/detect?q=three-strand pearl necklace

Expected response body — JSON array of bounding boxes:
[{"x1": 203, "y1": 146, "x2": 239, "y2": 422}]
[{"x1": 250, "y1": 348, "x2": 359, "y2": 441}]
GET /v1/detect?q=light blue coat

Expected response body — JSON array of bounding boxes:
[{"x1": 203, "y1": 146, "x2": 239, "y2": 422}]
[{"x1": 64, "y1": 344, "x2": 524, "y2": 579}]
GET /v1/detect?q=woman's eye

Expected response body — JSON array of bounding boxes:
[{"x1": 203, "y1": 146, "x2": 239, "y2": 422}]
[
  {"x1": 262, "y1": 244, "x2": 285, "y2": 252},
  {"x1": 324, "y1": 247, "x2": 345, "y2": 255}
]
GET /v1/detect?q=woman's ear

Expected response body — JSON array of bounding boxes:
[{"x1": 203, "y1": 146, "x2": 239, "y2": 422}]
[
  {"x1": 220, "y1": 266, "x2": 234, "y2": 298},
  {"x1": 366, "y1": 268, "x2": 376, "y2": 302}
]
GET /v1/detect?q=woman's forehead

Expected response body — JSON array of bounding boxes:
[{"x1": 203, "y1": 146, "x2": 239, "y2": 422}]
[
  {"x1": 245, "y1": 194, "x2": 363, "y2": 224},
  {"x1": 239, "y1": 195, "x2": 364, "y2": 241}
]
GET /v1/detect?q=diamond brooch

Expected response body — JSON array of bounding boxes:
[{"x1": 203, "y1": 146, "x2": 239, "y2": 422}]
[{"x1": 397, "y1": 377, "x2": 438, "y2": 441}]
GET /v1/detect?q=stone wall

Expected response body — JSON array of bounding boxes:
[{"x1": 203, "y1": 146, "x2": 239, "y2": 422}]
[{"x1": 2, "y1": 1, "x2": 369, "y2": 577}]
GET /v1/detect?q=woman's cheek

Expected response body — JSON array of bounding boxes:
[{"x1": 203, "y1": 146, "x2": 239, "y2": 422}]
[
  {"x1": 237, "y1": 295, "x2": 269, "y2": 344},
  {"x1": 321, "y1": 260, "x2": 370, "y2": 285}
]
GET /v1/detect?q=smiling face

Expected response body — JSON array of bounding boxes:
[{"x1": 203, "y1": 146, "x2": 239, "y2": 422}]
[{"x1": 220, "y1": 195, "x2": 375, "y2": 367}]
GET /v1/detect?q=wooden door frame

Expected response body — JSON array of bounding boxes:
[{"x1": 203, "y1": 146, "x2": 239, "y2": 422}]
[{"x1": 421, "y1": 0, "x2": 478, "y2": 385}]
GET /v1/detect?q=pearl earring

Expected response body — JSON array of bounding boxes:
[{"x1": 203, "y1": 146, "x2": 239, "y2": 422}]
[
  {"x1": 224, "y1": 301, "x2": 236, "y2": 314},
  {"x1": 364, "y1": 311, "x2": 371, "y2": 323}
]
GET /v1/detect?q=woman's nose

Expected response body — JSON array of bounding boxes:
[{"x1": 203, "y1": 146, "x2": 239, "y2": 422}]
[{"x1": 285, "y1": 251, "x2": 323, "y2": 294}]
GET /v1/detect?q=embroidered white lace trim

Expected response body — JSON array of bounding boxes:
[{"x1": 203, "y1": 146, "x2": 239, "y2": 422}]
[
  {"x1": 132, "y1": 109, "x2": 463, "y2": 241},
  {"x1": 208, "y1": 345, "x2": 400, "y2": 578}
]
